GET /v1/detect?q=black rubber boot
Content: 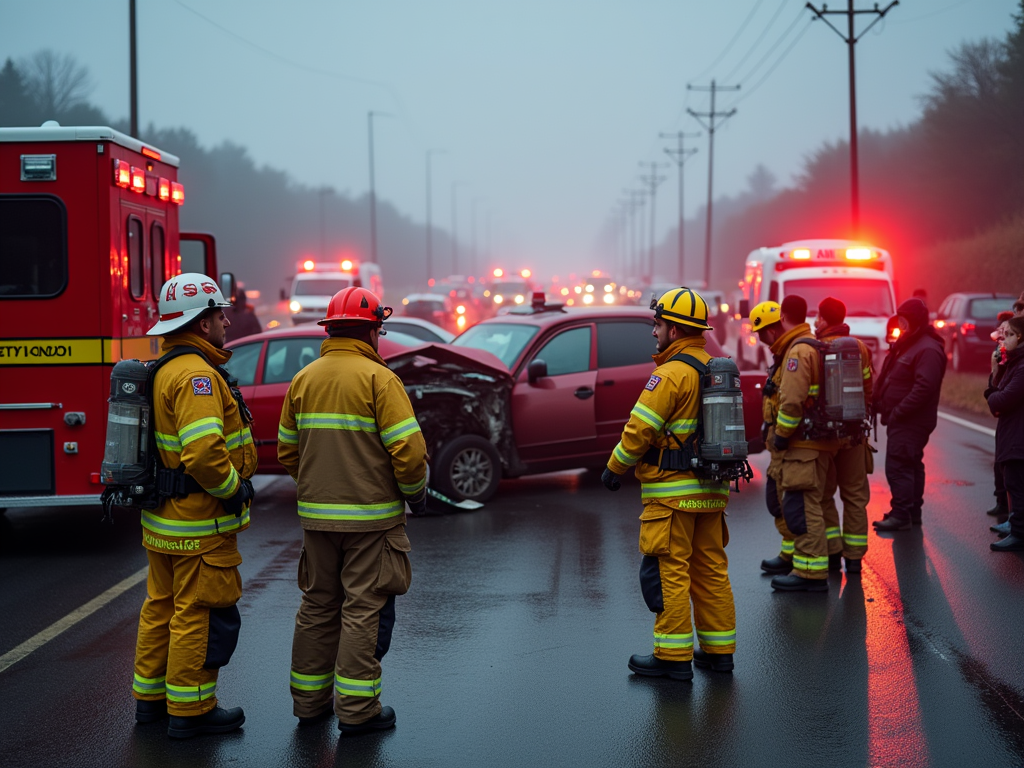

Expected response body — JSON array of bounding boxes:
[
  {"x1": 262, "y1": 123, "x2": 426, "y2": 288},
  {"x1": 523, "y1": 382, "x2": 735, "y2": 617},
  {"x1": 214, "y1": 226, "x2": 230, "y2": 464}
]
[
  {"x1": 338, "y1": 706, "x2": 396, "y2": 736},
  {"x1": 828, "y1": 553, "x2": 842, "y2": 571},
  {"x1": 628, "y1": 653, "x2": 693, "y2": 680},
  {"x1": 297, "y1": 707, "x2": 334, "y2": 726},
  {"x1": 693, "y1": 648, "x2": 734, "y2": 672},
  {"x1": 844, "y1": 557, "x2": 862, "y2": 574},
  {"x1": 770, "y1": 574, "x2": 829, "y2": 592},
  {"x1": 986, "y1": 503, "x2": 1008, "y2": 517},
  {"x1": 760, "y1": 556, "x2": 792, "y2": 574},
  {"x1": 135, "y1": 699, "x2": 167, "y2": 724},
  {"x1": 167, "y1": 706, "x2": 245, "y2": 739},
  {"x1": 873, "y1": 516, "x2": 912, "y2": 532}
]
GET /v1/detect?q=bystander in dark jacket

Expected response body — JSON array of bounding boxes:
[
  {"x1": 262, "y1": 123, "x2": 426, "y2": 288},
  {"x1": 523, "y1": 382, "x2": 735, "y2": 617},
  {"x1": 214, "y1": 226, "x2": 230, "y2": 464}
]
[
  {"x1": 872, "y1": 298, "x2": 947, "y2": 530},
  {"x1": 224, "y1": 289, "x2": 263, "y2": 342},
  {"x1": 985, "y1": 316, "x2": 1024, "y2": 550}
]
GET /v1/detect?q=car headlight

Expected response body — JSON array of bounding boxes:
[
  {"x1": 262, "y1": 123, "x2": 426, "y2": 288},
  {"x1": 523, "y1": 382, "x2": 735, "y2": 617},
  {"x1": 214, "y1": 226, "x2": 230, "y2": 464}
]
[
  {"x1": 456, "y1": 315, "x2": 467, "y2": 328},
  {"x1": 514, "y1": 294, "x2": 524, "y2": 304},
  {"x1": 494, "y1": 294, "x2": 504, "y2": 304},
  {"x1": 289, "y1": 300, "x2": 302, "y2": 313},
  {"x1": 602, "y1": 293, "x2": 614, "y2": 304},
  {"x1": 583, "y1": 293, "x2": 594, "y2": 305}
]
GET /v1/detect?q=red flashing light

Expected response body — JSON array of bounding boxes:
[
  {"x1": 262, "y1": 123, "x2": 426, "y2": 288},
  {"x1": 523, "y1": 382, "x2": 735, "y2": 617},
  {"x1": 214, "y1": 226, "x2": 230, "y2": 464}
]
[
  {"x1": 157, "y1": 177, "x2": 170, "y2": 201},
  {"x1": 141, "y1": 146, "x2": 161, "y2": 161},
  {"x1": 467, "y1": 276, "x2": 475, "y2": 283},
  {"x1": 170, "y1": 181, "x2": 185, "y2": 205},
  {"x1": 130, "y1": 166, "x2": 146, "y2": 193},
  {"x1": 303, "y1": 260, "x2": 316, "y2": 271},
  {"x1": 341, "y1": 259, "x2": 353, "y2": 271},
  {"x1": 961, "y1": 322, "x2": 975, "y2": 335},
  {"x1": 428, "y1": 278, "x2": 435, "y2": 287},
  {"x1": 845, "y1": 248, "x2": 872, "y2": 260},
  {"x1": 113, "y1": 159, "x2": 130, "y2": 188}
]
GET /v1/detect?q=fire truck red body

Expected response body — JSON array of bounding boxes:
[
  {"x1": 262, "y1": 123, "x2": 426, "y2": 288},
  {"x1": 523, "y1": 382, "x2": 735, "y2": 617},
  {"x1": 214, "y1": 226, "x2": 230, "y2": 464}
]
[{"x1": 0, "y1": 123, "x2": 219, "y2": 509}]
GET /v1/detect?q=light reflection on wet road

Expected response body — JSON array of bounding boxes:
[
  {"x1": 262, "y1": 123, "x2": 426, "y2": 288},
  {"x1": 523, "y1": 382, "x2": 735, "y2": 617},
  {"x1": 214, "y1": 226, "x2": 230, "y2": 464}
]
[{"x1": 1, "y1": 416, "x2": 1023, "y2": 767}]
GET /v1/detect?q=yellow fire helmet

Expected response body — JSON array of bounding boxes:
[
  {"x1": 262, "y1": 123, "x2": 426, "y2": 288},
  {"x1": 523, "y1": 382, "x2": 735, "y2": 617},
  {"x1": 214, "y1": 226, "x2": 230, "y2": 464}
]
[
  {"x1": 650, "y1": 287, "x2": 713, "y2": 330},
  {"x1": 749, "y1": 300, "x2": 782, "y2": 330}
]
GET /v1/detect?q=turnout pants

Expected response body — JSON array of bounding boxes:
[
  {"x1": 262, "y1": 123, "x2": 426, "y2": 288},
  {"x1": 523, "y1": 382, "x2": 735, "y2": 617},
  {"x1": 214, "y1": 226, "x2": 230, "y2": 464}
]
[
  {"x1": 767, "y1": 455, "x2": 841, "y2": 562},
  {"x1": 638, "y1": 502, "x2": 736, "y2": 661},
  {"x1": 884, "y1": 424, "x2": 932, "y2": 524},
  {"x1": 821, "y1": 441, "x2": 871, "y2": 560},
  {"x1": 133, "y1": 542, "x2": 243, "y2": 716},
  {"x1": 290, "y1": 526, "x2": 412, "y2": 723},
  {"x1": 774, "y1": 448, "x2": 836, "y2": 579}
]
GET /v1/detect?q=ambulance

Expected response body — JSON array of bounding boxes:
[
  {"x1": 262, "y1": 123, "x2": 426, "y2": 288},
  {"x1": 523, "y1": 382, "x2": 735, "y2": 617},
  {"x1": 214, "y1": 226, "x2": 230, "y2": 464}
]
[
  {"x1": 285, "y1": 258, "x2": 383, "y2": 325},
  {"x1": 0, "y1": 122, "x2": 227, "y2": 510},
  {"x1": 735, "y1": 239, "x2": 896, "y2": 370}
]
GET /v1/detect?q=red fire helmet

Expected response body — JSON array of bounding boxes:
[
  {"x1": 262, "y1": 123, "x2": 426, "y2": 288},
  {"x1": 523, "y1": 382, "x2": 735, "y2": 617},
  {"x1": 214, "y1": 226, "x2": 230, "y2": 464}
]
[{"x1": 318, "y1": 286, "x2": 393, "y2": 326}]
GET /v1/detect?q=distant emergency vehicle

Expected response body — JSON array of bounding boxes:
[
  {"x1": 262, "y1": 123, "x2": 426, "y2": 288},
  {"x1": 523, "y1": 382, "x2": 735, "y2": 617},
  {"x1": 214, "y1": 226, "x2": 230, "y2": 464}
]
[
  {"x1": 286, "y1": 258, "x2": 383, "y2": 324},
  {"x1": 736, "y1": 239, "x2": 896, "y2": 369},
  {"x1": 0, "y1": 122, "x2": 224, "y2": 509}
]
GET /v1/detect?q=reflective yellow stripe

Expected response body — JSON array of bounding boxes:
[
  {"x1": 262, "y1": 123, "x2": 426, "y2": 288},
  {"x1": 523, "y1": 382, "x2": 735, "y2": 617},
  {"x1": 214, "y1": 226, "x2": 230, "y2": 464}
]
[
  {"x1": 178, "y1": 417, "x2": 224, "y2": 447},
  {"x1": 141, "y1": 507, "x2": 250, "y2": 537},
  {"x1": 631, "y1": 402, "x2": 665, "y2": 430},
  {"x1": 777, "y1": 412, "x2": 801, "y2": 428},
  {"x1": 654, "y1": 631, "x2": 693, "y2": 648},
  {"x1": 380, "y1": 416, "x2": 421, "y2": 446},
  {"x1": 290, "y1": 671, "x2": 333, "y2": 691},
  {"x1": 335, "y1": 674, "x2": 381, "y2": 697},
  {"x1": 296, "y1": 412, "x2": 377, "y2": 432},
  {"x1": 641, "y1": 479, "x2": 730, "y2": 500},
  {"x1": 613, "y1": 441, "x2": 641, "y2": 466},
  {"x1": 696, "y1": 629, "x2": 736, "y2": 646},
  {"x1": 132, "y1": 673, "x2": 166, "y2": 695},
  {"x1": 297, "y1": 499, "x2": 404, "y2": 521},
  {"x1": 278, "y1": 424, "x2": 299, "y2": 445},
  {"x1": 166, "y1": 681, "x2": 216, "y2": 702}
]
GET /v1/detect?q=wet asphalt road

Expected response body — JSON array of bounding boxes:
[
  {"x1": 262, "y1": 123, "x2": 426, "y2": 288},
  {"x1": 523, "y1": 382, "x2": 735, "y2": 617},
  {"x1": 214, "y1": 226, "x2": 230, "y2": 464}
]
[{"x1": 2, "y1": 414, "x2": 1024, "y2": 768}]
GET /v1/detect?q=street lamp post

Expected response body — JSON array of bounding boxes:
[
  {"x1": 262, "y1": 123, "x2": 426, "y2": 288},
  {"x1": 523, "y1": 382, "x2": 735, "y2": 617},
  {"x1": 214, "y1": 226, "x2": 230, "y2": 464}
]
[
  {"x1": 450, "y1": 181, "x2": 466, "y2": 276},
  {"x1": 367, "y1": 111, "x2": 391, "y2": 265},
  {"x1": 471, "y1": 197, "x2": 485, "y2": 277},
  {"x1": 426, "y1": 149, "x2": 445, "y2": 285}
]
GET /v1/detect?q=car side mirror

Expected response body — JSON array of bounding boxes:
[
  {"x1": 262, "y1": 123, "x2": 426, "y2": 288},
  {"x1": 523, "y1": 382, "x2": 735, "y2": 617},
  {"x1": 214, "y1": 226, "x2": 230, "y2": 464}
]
[
  {"x1": 219, "y1": 272, "x2": 236, "y2": 304},
  {"x1": 528, "y1": 358, "x2": 548, "y2": 384},
  {"x1": 739, "y1": 299, "x2": 749, "y2": 318}
]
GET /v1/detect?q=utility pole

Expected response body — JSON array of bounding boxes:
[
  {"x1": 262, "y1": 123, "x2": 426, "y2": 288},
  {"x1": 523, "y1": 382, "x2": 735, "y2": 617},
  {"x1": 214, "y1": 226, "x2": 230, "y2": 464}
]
[
  {"x1": 623, "y1": 189, "x2": 646, "y2": 280},
  {"x1": 367, "y1": 111, "x2": 391, "y2": 266},
  {"x1": 451, "y1": 181, "x2": 465, "y2": 276},
  {"x1": 688, "y1": 80, "x2": 739, "y2": 290},
  {"x1": 661, "y1": 131, "x2": 699, "y2": 284},
  {"x1": 638, "y1": 162, "x2": 669, "y2": 283},
  {"x1": 471, "y1": 197, "x2": 484, "y2": 277},
  {"x1": 318, "y1": 187, "x2": 333, "y2": 261},
  {"x1": 129, "y1": 0, "x2": 138, "y2": 137},
  {"x1": 806, "y1": 1, "x2": 898, "y2": 237},
  {"x1": 426, "y1": 149, "x2": 445, "y2": 284}
]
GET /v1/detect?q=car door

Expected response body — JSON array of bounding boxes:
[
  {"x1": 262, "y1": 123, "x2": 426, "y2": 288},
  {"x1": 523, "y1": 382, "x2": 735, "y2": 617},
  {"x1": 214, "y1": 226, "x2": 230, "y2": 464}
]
[
  {"x1": 221, "y1": 339, "x2": 265, "y2": 463},
  {"x1": 512, "y1": 324, "x2": 597, "y2": 461},
  {"x1": 594, "y1": 319, "x2": 657, "y2": 454},
  {"x1": 251, "y1": 336, "x2": 323, "y2": 470}
]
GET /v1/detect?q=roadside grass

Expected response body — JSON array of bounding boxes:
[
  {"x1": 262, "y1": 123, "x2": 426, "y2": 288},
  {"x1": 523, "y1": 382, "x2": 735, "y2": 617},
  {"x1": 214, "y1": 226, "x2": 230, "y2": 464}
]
[{"x1": 940, "y1": 371, "x2": 993, "y2": 418}]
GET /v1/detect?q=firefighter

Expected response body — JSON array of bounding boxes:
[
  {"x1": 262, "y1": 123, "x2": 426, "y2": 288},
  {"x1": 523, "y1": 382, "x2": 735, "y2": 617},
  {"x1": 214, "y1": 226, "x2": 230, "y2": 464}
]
[
  {"x1": 602, "y1": 287, "x2": 736, "y2": 680},
  {"x1": 279, "y1": 286, "x2": 427, "y2": 735},
  {"x1": 750, "y1": 295, "x2": 840, "y2": 591},
  {"x1": 814, "y1": 297, "x2": 873, "y2": 573},
  {"x1": 134, "y1": 273, "x2": 257, "y2": 738}
]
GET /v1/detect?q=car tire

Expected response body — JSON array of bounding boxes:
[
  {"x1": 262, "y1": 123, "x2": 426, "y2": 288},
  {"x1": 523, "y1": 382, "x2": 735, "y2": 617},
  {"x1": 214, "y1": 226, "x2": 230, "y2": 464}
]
[
  {"x1": 952, "y1": 339, "x2": 963, "y2": 373},
  {"x1": 432, "y1": 435, "x2": 502, "y2": 503}
]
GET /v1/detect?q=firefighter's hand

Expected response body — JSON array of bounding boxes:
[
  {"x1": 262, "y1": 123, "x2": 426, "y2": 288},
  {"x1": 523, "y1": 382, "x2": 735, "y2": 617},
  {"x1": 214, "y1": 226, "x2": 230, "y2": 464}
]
[
  {"x1": 223, "y1": 478, "x2": 254, "y2": 517},
  {"x1": 772, "y1": 433, "x2": 789, "y2": 452},
  {"x1": 405, "y1": 489, "x2": 427, "y2": 516},
  {"x1": 601, "y1": 468, "x2": 622, "y2": 492}
]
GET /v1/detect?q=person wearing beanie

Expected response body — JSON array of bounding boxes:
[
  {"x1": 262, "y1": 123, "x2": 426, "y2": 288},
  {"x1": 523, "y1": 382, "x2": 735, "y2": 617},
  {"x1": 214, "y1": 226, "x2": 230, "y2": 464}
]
[
  {"x1": 986, "y1": 315, "x2": 1024, "y2": 551},
  {"x1": 987, "y1": 310, "x2": 1015, "y2": 526},
  {"x1": 813, "y1": 297, "x2": 874, "y2": 572},
  {"x1": 872, "y1": 297, "x2": 947, "y2": 531}
]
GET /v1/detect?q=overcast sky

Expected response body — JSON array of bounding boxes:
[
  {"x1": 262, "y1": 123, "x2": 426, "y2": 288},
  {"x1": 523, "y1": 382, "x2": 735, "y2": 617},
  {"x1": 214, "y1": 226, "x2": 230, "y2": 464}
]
[{"x1": 2, "y1": 0, "x2": 1019, "y2": 274}]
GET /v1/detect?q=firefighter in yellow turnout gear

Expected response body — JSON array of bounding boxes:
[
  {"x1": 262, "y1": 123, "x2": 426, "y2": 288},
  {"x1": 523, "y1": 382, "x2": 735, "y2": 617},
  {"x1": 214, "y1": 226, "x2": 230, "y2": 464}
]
[
  {"x1": 279, "y1": 286, "x2": 427, "y2": 736},
  {"x1": 815, "y1": 297, "x2": 873, "y2": 571},
  {"x1": 752, "y1": 296, "x2": 840, "y2": 591},
  {"x1": 603, "y1": 287, "x2": 736, "y2": 680},
  {"x1": 134, "y1": 273, "x2": 257, "y2": 738}
]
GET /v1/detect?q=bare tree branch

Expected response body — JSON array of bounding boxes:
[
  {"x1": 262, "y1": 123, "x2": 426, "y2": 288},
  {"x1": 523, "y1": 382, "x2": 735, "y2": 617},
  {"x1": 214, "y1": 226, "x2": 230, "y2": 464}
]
[{"x1": 18, "y1": 50, "x2": 93, "y2": 116}]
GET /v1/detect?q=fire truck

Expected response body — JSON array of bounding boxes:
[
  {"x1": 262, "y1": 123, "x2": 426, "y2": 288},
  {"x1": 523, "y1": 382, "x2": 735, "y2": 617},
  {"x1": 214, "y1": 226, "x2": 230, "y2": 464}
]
[
  {"x1": 284, "y1": 258, "x2": 383, "y2": 325},
  {"x1": 735, "y1": 239, "x2": 897, "y2": 370},
  {"x1": 0, "y1": 122, "x2": 226, "y2": 510}
]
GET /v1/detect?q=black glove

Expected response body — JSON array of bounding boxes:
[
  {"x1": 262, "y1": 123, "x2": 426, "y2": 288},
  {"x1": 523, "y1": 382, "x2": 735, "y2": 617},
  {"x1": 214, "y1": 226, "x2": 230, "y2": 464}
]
[
  {"x1": 772, "y1": 433, "x2": 789, "y2": 452},
  {"x1": 761, "y1": 422, "x2": 770, "y2": 443},
  {"x1": 405, "y1": 489, "x2": 427, "y2": 516},
  {"x1": 223, "y1": 478, "x2": 254, "y2": 517},
  {"x1": 601, "y1": 467, "x2": 622, "y2": 491}
]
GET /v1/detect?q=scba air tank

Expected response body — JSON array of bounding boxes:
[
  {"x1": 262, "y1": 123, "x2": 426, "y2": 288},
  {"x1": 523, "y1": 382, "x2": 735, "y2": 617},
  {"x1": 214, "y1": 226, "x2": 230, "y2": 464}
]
[
  {"x1": 100, "y1": 359, "x2": 153, "y2": 486},
  {"x1": 822, "y1": 337, "x2": 866, "y2": 422},
  {"x1": 700, "y1": 357, "x2": 749, "y2": 462}
]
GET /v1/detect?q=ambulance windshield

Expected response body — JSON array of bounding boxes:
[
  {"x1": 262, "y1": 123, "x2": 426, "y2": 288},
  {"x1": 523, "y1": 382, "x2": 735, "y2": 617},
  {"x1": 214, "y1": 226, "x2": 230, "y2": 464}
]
[
  {"x1": 786, "y1": 278, "x2": 893, "y2": 318},
  {"x1": 293, "y1": 278, "x2": 352, "y2": 296}
]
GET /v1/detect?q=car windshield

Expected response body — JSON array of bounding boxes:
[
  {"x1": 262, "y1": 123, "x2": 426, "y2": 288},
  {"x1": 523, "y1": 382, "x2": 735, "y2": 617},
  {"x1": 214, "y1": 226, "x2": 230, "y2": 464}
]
[
  {"x1": 968, "y1": 297, "x2": 1013, "y2": 321},
  {"x1": 452, "y1": 322, "x2": 538, "y2": 368},
  {"x1": 294, "y1": 278, "x2": 351, "y2": 296},
  {"x1": 785, "y1": 278, "x2": 893, "y2": 317}
]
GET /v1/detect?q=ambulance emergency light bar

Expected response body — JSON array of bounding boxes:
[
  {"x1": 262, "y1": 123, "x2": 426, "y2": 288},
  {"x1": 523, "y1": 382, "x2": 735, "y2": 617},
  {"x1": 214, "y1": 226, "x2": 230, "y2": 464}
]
[
  {"x1": 299, "y1": 258, "x2": 357, "y2": 272},
  {"x1": 113, "y1": 158, "x2": 184, "y2": 204},
  {"x1": 775, "y1": 246, "x2": 883, "y2": 269}
]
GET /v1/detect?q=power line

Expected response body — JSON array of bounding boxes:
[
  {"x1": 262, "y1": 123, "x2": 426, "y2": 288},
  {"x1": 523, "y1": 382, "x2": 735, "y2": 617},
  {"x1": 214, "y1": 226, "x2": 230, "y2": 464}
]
[
  {"x1": 730, "y1": 8, "x2": 808, "y2": 88},
  {"x1": 728, "y1": 18, "x2": 815, "y2": 107},
  {"x1": 689, "y1": 0, "x2": 768, "y2": 84},
  {"x1": 719, "y1": 0, "x2": 791, "y2": 83},
  {"x1": 661, "y1": 131, "x2": 700, "y2": 283}
]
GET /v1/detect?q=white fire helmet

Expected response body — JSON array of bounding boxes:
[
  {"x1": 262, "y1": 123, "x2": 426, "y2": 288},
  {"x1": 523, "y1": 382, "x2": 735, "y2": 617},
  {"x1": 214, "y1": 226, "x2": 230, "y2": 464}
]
[{"x1": 147, "y1": 273, "x2": 232, "y2": 336}]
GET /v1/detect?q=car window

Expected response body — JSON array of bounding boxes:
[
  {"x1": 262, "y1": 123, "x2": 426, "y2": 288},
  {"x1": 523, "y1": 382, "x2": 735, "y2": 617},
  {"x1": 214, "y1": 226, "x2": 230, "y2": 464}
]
[
  {"x1": 453, "y1": 322, "x2": 538, "y2": 368},
  {"x1": 968, "y1": 297, "x2": 1012, "y2": 321},
  {"x1": 597, "y1": 321, "x2": 655, "y2": 367},
  {"x1": 390, "y1": 322, "x2": 442, "y2": 342},
  {"x1": 224, "y1": 342, "x2": 262, "y2": 386},
  {"x1": 533, "y1": 326, "x2": 591, "y2": 376},
  {"x1": 264, "y1": 338, "x2": 322, "y2": 384}
]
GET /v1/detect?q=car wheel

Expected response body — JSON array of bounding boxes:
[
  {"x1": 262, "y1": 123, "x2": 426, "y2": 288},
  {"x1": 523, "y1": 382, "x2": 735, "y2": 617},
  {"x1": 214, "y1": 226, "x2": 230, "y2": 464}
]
[
  {"x1": 432, "y1": 435, "x2": 502, "y2": 503},
  {"x1": 952, "y1": 339, "x2": 963, "y2": 372}
]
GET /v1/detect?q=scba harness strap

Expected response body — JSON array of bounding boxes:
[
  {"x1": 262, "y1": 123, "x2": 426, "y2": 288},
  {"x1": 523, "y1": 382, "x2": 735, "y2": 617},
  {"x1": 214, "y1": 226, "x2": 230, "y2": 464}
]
[{"x1": 639, "y1": 354, "x2": 707, "y2": 471}]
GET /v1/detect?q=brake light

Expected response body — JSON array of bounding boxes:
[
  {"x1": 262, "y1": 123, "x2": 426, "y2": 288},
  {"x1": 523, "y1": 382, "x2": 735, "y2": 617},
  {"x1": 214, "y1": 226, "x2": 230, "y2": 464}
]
[
  {"x1": 456, "y1": 305, "x2": 466, "y2": 314},
  {"x1": 170, "y1": 181, "x2": 185, "y2": 204},
  {"x1": 934, "y1": 319, "x2": 946, "y2": 329},
  {"x1": 961, "y1": 322, "x2": 975, "y2": 335},
  {"x1": 113, "y1": 159, "x2": 131, "y2": 188},
  {"x1": 790, "y1": 248, "x2": 811, "y2": 260},
  {"x1": 157, "y1": 177, "x2": 170, "y2": 201},
  {"x1": 303, "y1": 260, "x2": 315, "y2": 271},
  {"x1": 341, "y1": 259, "x2": 353, "y2": 271},
  {"x1": 845, "y1": 248, "x2": 872, "y2": 260},
  {"x1": 130, "y1": 166, "x2": 145, "y2": 193}
]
